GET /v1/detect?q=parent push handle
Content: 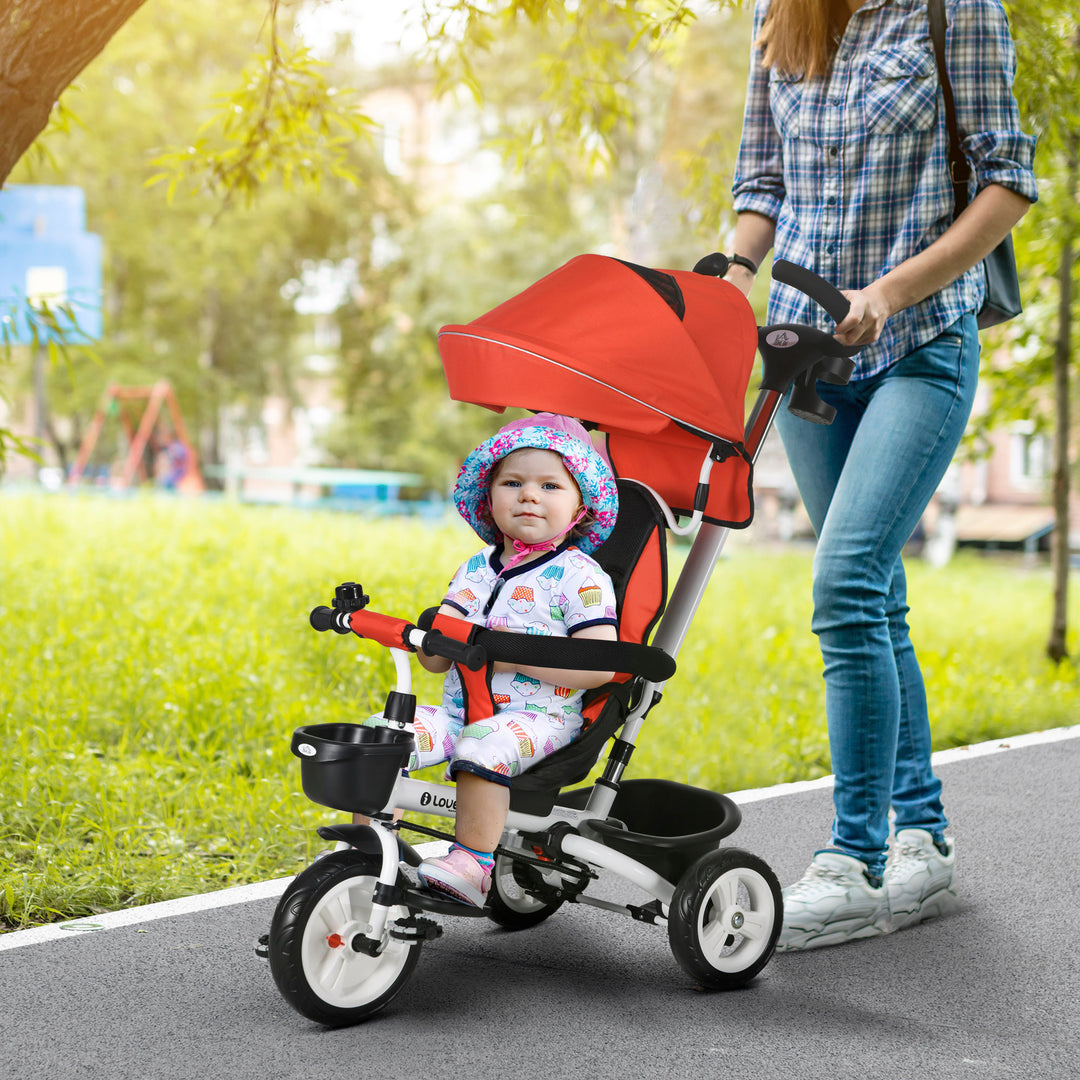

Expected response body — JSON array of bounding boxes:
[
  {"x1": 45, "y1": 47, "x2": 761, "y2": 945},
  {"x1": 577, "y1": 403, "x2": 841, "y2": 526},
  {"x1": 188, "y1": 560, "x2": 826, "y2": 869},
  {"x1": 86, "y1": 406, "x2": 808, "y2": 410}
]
[
  {"x1": 771, "y1": 259, "x2": 850, "y2": 324},
  {"x1": 756, "y1": 261, "x2": 859, "y2": 425}
]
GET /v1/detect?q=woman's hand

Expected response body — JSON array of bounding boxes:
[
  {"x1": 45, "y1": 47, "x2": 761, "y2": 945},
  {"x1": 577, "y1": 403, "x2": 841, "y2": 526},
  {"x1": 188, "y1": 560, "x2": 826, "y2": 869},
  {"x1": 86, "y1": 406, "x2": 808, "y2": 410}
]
[
  {"x1": 833, "y1": 281, "x2": 893, "y2": 347},
  {"x1": 832, "y1": 185, "x2": 1032, "y2": 348}
]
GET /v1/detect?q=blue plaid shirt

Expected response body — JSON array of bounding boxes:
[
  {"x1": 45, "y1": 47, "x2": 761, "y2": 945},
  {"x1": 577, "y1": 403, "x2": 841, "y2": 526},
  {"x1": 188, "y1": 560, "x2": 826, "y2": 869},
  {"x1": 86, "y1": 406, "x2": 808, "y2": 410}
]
[{"x1": 732, "y1": 0, "x2": 1038, "y2": 378}]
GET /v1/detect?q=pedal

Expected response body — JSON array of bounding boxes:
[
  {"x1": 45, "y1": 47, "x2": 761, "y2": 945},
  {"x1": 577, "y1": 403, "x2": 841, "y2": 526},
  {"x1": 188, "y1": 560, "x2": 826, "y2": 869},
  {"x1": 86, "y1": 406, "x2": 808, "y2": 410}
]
[
  {"x1": 254, "y1": 933, "x2": 270, "y2": 961},
  {"x1": 389, "y1": 915, "x2": 443, "y2": 943}
]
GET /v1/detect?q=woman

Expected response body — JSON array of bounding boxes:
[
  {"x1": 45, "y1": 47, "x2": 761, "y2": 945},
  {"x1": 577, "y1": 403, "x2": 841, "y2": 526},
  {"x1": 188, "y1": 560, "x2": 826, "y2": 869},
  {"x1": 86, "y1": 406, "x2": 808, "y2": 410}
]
[{"x1": 725, "y1": 0, "x2": 1037, "y2": 950}]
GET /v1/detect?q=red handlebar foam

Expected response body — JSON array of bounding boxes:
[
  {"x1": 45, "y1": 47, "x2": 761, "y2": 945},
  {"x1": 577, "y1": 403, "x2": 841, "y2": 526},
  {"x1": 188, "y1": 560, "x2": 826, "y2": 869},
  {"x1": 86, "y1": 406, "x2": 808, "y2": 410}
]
[{"x1": 348, "y1": 609, "x2": 413, "y2": 650}]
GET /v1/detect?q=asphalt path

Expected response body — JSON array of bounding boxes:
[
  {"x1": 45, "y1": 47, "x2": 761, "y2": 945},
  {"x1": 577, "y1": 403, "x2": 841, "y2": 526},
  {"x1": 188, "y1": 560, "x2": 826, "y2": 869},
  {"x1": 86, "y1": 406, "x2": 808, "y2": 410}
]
[{"x1": 4, "y1": 727, "x2": 1078, "y2": 1080}]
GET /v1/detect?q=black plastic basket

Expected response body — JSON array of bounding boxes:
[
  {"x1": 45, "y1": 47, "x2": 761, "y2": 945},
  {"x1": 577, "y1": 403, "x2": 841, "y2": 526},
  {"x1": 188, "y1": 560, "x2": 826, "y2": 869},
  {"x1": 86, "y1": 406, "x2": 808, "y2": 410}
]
[
  {"x1": 291, "y1": 723, "x2": 412, "y2": 815},
  {"x1": 558, "y1": 778, "x2": 742, "y2": 882}
]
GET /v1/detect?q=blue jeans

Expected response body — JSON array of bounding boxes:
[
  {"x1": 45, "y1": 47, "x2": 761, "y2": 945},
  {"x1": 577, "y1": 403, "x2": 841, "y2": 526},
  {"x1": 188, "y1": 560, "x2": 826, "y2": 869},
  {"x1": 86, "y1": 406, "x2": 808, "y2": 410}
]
[{"x1": 774, "y1": 316, "x2": 980, "y2": 877}]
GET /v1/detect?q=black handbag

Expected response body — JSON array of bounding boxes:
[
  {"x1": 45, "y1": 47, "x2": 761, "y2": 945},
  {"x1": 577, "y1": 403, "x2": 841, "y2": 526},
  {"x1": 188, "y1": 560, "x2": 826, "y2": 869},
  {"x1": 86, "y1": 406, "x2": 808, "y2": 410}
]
[{"x1": 929, "y1": 0, "x2": 1022, "y2": 329}]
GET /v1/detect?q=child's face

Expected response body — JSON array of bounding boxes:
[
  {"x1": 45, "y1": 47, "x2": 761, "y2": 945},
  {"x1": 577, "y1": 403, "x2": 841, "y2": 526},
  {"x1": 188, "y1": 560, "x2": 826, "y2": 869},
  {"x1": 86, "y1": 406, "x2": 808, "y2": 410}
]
[{"x1": 489, "y1": 448, "x2": 584, "y2": 552}]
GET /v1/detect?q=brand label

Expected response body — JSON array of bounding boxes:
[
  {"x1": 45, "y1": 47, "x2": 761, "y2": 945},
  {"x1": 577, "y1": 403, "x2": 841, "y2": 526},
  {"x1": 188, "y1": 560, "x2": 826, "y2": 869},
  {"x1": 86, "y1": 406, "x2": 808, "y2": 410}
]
[
  {"x1": 766, "y1": 329, "x2": 799, "y2": 348},
  {"x1": 297, "y1": 743, "x2": 316, "y2": 757},
  {"x1": 420, "y1": 791, "x2": 457, "y2": 811}
]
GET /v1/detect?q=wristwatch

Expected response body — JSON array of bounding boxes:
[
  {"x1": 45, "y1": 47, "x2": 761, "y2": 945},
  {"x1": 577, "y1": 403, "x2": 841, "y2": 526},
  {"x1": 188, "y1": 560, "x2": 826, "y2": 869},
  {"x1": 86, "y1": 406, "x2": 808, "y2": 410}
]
[{"x1": 728, "y1": 253, "x2": 758, "y2": 274}]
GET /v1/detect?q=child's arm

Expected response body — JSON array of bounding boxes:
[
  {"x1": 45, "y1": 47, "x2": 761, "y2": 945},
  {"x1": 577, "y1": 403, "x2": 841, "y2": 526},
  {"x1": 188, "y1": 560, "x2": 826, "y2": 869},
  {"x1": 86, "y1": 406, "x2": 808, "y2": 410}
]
[
  {"x1": 416, "y1": 603, "x2": 459, "y2": 674},
  {"x1": 492, "y1": 623, "x2": 617, "y2": 689}
]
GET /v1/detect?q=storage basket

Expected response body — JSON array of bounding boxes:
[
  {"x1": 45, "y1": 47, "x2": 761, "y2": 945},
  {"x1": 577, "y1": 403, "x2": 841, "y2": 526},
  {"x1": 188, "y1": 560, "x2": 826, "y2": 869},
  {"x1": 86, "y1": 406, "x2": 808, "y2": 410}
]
[
  {"x1": 291, "y1": 723, "x2": 412, "y2": 815},
  {"x1": 559, "y1": 778, "x2": 742, "y2": 882}
]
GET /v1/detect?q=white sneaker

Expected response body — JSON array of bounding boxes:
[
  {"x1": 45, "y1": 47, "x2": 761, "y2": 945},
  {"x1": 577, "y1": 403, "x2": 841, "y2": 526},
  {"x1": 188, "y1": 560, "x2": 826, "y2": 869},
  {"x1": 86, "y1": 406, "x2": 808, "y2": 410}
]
[
  {"x1": 885, "y1": 829, "x2": 956, "y2": 931},
  {"x1": 776, "y1": 851, "x2": 890, "y2": 952}
]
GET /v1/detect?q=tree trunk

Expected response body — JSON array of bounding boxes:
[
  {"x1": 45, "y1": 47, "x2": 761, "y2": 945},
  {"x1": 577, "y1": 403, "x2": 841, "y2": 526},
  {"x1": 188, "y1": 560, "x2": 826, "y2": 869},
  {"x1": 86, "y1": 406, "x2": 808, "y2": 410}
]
[
  {"x1": 1046, "y1": 146, "x2": 1077, "y2": 664},
  {"x1": 0, "y1": 0, "x2": 150, "y2": 186}
]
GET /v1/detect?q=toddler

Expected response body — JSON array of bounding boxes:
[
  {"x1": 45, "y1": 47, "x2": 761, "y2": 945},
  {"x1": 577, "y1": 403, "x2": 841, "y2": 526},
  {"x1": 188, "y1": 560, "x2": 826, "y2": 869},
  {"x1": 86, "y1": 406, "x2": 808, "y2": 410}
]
[{"x1": 373, "y1": 413, "x2": 619, "y2": 906}]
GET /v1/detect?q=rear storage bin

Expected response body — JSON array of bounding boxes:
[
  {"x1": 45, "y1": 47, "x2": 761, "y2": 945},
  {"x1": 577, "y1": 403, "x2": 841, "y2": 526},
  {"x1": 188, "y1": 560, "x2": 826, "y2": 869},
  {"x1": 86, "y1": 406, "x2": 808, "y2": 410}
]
[
  {"x1": 558, "y1": 778, "x2": 741, "y2": 882},
  {"x1": 291, "y1": 723, "x2": 412, "y2": 815}
]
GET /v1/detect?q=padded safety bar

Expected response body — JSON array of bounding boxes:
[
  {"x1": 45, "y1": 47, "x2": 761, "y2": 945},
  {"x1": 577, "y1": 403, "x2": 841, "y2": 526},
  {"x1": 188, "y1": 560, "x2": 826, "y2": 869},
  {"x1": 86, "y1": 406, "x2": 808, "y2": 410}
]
[{"x1": 416, "y1": 608, "x2": 676, "y2": 683}]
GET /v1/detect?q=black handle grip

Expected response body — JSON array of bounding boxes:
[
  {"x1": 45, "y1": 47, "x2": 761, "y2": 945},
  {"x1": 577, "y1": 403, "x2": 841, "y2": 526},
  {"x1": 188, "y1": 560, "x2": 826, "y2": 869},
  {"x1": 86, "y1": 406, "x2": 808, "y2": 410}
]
[
  {"x1": 310, "y1": 606, "x2": 352, "y2": 634},
  {"x1": 421, "y1": 630, "x2": 487, "y2": 672},
  {"x1": 772, "y1": 259, "x2": 850, "y2": 324}
]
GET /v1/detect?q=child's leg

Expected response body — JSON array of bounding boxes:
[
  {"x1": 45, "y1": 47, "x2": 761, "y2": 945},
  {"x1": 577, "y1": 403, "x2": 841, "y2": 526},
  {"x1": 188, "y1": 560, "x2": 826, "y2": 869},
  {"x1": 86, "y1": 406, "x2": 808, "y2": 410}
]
[
  {"x1": 417, "y1": 773, "x2": 508, "y2": 906},
  {"x1": 454, "y1": 772, "x2": 510, "y2": 853},
  {"x1": 418, "y1": 707, "x2": 575, "y2": 905}
]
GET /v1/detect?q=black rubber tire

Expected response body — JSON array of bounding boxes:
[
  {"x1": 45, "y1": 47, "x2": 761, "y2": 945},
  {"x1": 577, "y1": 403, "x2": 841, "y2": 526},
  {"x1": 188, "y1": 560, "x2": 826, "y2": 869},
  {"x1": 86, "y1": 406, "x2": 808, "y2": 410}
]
[
  {"x1": 486, "y1": 852, "x2": 565, "y2": 930},
  {"x1": 267, "y1": 851, "x2": 421, "y2": 1026},
  {"x1": 667, "y1": 847, "x2": 782, "y2": 990}
]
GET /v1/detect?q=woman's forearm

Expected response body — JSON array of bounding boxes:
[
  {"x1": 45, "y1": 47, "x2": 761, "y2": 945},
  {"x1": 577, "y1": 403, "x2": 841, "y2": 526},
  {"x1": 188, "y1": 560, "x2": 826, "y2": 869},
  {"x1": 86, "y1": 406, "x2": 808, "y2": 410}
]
[
  {"x1": 724, "y1": 211, "x2": 776, "y2": 296},
  {"x1": 871, "y1": 184, "x2": 1032, "y2": 317},
  {"x1": 833, "y1": 183, "x2": 1032, "y2": 346}
]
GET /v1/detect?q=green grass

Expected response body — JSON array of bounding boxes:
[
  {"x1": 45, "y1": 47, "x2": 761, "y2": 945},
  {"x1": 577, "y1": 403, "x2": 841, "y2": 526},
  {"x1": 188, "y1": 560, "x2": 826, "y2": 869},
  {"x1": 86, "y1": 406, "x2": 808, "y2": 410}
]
[{"x1": 1, "y1": 491, "x2": 1076, "y2": 931}]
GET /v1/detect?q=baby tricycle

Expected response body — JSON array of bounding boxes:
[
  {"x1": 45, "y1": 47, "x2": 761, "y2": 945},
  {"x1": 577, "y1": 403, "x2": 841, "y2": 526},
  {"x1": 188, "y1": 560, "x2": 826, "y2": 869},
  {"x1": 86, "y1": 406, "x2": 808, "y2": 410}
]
[{"x1": 261, "y1": 256, "x2": 857, "y2": 1025}]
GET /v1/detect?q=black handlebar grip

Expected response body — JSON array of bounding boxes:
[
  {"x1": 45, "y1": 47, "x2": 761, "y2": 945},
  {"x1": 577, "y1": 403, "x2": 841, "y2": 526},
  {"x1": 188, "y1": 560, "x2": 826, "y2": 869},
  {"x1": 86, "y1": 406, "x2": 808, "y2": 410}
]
[
  {"x1": 772, "y1": 259, "x2": 851, "y2": 325},
  {"x1": 422, "y1": 630, "x2": 487, "y2": 672},
  {"x1": 310, "y1": 606, "x2": 352, "y2": 634}
]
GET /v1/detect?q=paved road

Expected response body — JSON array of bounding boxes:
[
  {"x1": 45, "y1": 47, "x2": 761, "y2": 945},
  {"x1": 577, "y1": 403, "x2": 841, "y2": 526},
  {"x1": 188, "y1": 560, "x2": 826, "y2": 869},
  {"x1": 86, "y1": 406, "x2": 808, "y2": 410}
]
[{"x1": 4, "y1": 728, "x2": 1078, "y2": 1080}]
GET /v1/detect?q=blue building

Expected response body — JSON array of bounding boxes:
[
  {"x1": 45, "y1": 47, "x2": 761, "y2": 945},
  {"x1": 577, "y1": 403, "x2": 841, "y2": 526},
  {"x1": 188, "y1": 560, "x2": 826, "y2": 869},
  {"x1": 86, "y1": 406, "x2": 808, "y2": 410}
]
[{"x1": 0, "y1": 185, "x2": 103, "y2": 345}]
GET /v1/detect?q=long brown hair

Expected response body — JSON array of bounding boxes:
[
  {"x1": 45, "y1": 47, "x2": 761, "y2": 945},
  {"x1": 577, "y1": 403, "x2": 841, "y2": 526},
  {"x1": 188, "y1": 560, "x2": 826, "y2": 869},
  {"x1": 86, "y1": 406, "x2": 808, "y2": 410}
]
[{"x1": 757, "y1": 0, "x2": 854, "y2": 79}]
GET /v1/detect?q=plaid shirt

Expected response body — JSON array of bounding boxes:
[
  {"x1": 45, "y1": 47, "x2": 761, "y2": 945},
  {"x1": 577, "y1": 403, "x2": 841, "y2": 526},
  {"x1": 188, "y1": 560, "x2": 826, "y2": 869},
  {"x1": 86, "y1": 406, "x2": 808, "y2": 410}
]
[{"x1": 732, "y1": 0, "x2": 1038, "y2": 378}]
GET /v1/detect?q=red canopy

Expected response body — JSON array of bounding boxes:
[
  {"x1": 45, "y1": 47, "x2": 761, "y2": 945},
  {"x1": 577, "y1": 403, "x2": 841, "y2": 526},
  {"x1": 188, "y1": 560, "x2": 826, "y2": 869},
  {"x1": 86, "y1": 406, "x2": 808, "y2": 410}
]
[{"x1": 438, "y1": 254, "x2": 758, "y2": 527}]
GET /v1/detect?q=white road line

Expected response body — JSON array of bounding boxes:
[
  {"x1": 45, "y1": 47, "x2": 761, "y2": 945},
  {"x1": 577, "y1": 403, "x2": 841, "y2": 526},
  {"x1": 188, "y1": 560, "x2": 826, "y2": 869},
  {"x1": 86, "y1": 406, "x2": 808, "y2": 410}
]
[
  {"x1": 726, "y1": 722, "x2": 1080, "y2": 804},
  {"x1": 0, "y1": 841, "x2": 446, "y2": 953},
  {"x1": 2, "y1": 724, "x2": 1076, "y2": 952}
]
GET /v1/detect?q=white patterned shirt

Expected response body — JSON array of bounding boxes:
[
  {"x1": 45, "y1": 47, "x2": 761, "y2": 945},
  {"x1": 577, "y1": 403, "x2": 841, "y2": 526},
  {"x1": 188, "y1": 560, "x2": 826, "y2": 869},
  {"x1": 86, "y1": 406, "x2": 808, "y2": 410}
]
[{"x1": 439, "y1": 542, "x2": 618, "y2": 719}]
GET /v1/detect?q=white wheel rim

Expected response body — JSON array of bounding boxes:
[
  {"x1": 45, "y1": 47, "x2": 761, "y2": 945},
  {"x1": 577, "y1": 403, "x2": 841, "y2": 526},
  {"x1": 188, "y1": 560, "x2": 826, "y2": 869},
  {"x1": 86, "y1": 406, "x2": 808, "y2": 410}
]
[
  {"x1": 493, "y1": 856, "x2": 549, "y2": 914},
  {"x1": 300, "y1": 874, "x2": 412, "y2": 1009},
  {"x1": 696, "y1": 866, "x2": 776, "y2": 973}
]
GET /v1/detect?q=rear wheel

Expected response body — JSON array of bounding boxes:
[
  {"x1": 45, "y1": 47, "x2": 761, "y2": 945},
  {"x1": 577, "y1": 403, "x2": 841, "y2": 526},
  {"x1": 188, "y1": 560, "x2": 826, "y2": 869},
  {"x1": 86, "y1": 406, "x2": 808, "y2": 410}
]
[
  {"x1": 668, "y1": 848, "x2": 782, "y2": 990},
  {"x1": 268, "y1": 851, "x2": 421, "y2": 1026},
  {"x1": 486, "y1": 852, "x2": 565, "y2": 930}
]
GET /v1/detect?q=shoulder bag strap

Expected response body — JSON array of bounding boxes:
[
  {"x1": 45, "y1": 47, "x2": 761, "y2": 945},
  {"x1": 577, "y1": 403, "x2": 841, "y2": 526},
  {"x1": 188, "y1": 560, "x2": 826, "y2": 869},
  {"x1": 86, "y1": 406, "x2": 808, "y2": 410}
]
[{"x1": 928, "y1": 0, "x2": 971, "y2": 215}]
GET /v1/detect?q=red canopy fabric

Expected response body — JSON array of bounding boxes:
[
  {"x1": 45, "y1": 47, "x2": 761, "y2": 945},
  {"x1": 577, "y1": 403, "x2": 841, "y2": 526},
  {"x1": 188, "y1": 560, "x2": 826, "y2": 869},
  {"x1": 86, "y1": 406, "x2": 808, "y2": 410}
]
[{"x1": 438, "y1": 254, "x2": 758, "y2": 527}]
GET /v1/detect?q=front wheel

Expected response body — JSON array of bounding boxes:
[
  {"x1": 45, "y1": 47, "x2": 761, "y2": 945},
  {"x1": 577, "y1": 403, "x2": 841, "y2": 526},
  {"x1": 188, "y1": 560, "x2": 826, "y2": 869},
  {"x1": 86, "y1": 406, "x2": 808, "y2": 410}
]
[
  {"x1": 667, "y1": 848, "x2": 782, "y2": 990},
  {"x1": 268, "y1": 851, "x2": 421, "y2": 1026}
]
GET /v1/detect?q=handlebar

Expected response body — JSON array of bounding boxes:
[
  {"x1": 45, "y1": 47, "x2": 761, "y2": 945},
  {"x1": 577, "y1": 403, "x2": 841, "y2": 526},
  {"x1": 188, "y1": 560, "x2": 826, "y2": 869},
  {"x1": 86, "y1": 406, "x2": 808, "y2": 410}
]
[
  {"x1": 309, "y1": 604, "x2": 487, "y2": 670},
  {"x1": 754, "y1": 259, "x2": 860, "y2": 424},
  {"x1": 311, "y1": 597, "x2": 674, "y2": 683}
]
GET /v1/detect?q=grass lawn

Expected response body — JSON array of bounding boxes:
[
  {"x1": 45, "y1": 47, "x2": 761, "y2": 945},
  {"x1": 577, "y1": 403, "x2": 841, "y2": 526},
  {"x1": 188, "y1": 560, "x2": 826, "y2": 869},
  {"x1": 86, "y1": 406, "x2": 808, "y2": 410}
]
[{"x1": 2, "y1": 490, "x2": 1076, "y2": 930}]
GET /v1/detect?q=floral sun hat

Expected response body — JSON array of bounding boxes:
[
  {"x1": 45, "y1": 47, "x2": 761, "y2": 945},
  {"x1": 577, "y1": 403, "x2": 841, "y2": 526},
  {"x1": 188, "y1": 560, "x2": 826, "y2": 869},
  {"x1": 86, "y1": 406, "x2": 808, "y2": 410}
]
[{"x1": 453, "y1": 413, "x2": 619, "y2": 555}]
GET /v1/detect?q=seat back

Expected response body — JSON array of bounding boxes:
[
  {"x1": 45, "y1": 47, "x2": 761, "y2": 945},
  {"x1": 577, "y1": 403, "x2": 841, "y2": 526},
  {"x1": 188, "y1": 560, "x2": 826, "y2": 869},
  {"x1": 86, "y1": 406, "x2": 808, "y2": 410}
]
[{"x1": 509, "y1": 479, "x2": 668, "y2": 805}]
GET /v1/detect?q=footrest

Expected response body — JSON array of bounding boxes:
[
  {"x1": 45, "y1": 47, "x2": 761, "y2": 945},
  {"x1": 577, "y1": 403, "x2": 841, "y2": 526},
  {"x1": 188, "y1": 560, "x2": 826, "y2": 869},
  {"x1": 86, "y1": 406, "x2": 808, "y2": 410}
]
[
  {"x1": 389, "y1": 915, "x2": 444, "y2": 942},
  {"x1": 403, "y1": 885, "x2": 490, "y2": 918}
]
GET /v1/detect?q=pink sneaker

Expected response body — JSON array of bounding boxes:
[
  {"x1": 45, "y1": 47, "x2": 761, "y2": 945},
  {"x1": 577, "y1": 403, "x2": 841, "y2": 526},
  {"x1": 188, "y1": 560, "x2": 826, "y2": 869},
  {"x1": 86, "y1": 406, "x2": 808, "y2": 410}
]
[{"x1": 417, "y1": 847, "x2": 492, "y2": 907}]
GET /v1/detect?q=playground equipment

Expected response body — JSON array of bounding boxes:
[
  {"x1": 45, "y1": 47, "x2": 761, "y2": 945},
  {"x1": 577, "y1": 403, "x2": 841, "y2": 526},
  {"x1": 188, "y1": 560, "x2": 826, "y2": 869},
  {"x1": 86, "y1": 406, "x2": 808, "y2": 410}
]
[{"x1": 66, "y1": 380, "x2": 203, "y2": 492}]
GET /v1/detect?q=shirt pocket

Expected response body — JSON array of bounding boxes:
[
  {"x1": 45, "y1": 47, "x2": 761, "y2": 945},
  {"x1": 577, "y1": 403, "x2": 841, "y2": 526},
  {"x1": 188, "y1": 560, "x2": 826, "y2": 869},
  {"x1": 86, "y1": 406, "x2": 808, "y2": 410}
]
[
  {"x1": 769, "y1": 71, "x2": 803, "y2": 138},
  {"x1": 861, "y1": 47, "x2": 937, "y2": 134}
]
